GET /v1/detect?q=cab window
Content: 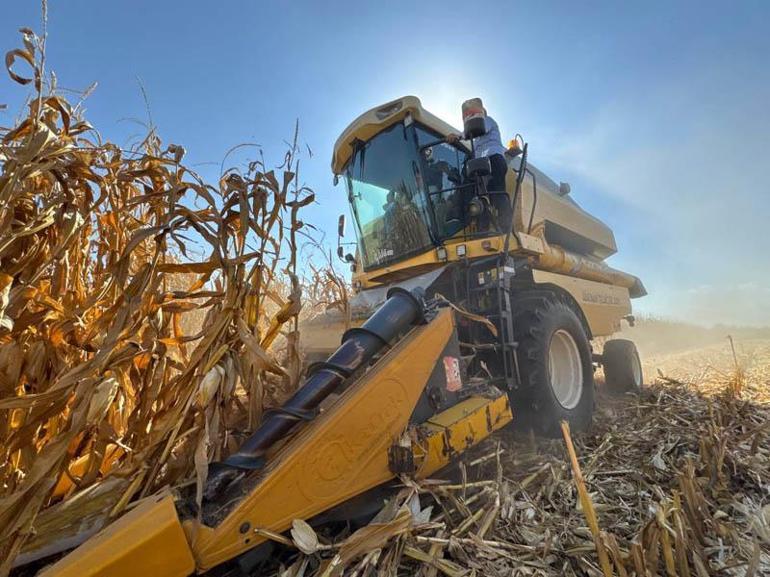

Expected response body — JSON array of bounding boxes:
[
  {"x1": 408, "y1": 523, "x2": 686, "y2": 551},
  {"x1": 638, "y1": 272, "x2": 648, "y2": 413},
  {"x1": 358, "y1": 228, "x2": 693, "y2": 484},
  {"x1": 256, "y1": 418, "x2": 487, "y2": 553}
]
[{"x1": 415, "y1": 127, "x2": 469, "y2": 239}]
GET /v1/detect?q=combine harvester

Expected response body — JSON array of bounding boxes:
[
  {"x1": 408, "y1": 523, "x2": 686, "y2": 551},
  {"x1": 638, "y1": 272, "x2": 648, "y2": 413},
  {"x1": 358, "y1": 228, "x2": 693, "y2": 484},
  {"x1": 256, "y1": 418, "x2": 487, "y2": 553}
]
[{"x1": 36, "y1": 97, "x2": 646, "y2": 576}]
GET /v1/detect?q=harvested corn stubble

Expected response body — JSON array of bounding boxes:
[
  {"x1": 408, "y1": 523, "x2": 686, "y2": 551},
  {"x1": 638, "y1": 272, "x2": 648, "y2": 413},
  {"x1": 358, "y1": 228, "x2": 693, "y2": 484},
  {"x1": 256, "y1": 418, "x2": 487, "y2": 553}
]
[{"x1": 258, "y1": 342, "x2": 769, "y2": 576}]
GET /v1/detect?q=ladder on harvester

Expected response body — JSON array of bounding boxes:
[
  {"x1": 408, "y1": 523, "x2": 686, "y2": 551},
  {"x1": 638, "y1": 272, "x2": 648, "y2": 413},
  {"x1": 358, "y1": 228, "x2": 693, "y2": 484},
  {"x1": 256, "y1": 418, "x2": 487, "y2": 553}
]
[
  {"x1": 459, "y1": 141, "x2": 529, "y2": 391},
  {"x1": 463, "y1": 254, "x2": 520, "y2": 390}
]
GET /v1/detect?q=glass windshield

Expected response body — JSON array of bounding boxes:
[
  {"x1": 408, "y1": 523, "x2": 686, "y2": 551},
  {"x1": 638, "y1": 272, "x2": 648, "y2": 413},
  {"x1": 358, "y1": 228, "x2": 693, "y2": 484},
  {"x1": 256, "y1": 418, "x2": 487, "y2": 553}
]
[
  {"x1": 416, "y1": 127, "x2": 469, "y2": 239},
  {"x1": 346, "y1": 123, "x2": 434, "y2": 269}
]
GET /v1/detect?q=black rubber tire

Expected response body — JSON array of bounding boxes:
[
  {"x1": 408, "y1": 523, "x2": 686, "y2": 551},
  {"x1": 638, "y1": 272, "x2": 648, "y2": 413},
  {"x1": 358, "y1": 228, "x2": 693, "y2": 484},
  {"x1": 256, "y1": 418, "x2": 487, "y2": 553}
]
[
  {"x1": 603, "y1": 339, "x2": 643, "y2": 393},
  {"x1": 511, "y1": 294, "x2": 594, "y2": 437}
]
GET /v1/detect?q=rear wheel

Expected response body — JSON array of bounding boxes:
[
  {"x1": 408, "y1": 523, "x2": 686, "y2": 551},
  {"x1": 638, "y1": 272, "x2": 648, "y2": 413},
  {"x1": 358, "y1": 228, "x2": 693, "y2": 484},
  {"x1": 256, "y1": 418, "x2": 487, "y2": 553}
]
[
  {"x1": 602, "y1": 339, "x2": 643, "y2": 393},
  {"x1": 511, "y1": 294, "x2": 594, "y2": 437}
]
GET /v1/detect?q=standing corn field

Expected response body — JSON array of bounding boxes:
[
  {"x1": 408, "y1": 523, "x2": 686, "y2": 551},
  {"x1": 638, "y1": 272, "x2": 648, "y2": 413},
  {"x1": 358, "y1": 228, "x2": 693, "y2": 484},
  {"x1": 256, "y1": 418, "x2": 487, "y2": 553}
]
[{"x1": 0, "y1": 27, "x2": 318, "y2": 573}]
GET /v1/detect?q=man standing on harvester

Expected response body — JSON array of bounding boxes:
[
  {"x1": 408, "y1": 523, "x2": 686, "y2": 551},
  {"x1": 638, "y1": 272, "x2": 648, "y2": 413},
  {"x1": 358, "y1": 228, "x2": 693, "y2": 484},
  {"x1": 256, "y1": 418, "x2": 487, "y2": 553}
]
[{"x1": 446, "y1": 98, "x2": 510, "y2": 229}]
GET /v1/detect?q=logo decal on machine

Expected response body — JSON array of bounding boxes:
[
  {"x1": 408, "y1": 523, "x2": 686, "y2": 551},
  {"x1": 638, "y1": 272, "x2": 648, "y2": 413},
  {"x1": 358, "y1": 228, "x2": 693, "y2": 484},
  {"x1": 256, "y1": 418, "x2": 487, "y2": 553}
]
[
  {"x1": 582, "y1": 290, "x2": 621, "y2": 306},
  {"x1": 443, "y1": 356, "x2": 462, "y2": 392}
]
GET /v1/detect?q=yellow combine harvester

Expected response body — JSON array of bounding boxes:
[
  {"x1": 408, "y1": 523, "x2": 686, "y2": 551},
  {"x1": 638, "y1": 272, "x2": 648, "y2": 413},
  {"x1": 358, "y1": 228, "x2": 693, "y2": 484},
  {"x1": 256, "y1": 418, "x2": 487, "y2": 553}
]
[{"x1": 34, "y1": 96, "x2": 645, "y2": 576}]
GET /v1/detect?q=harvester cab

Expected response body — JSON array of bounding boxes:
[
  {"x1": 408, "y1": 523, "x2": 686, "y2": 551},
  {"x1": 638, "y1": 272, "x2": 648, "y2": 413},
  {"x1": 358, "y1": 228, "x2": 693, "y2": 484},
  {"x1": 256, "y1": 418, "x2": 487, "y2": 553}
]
[
  {"x1": 33, "y1": 96, "x2": 646, "y2": 577},
  {"x1": 337, "y1": 109, "x2": 514, "y2": 274}
]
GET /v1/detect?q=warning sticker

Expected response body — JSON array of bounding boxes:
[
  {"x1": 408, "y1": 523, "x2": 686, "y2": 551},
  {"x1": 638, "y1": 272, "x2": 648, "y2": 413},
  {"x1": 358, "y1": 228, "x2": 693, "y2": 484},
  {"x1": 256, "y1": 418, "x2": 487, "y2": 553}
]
[{"x1": 443, "y1": 356, "x2": 462, "y2": 392}]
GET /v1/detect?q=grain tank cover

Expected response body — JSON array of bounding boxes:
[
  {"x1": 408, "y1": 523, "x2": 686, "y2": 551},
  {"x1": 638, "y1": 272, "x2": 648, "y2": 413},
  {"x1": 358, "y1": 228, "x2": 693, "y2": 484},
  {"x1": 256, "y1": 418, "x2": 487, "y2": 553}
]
[{"x1": 507, "y1": 156, "x2": 618, "y2": 259}]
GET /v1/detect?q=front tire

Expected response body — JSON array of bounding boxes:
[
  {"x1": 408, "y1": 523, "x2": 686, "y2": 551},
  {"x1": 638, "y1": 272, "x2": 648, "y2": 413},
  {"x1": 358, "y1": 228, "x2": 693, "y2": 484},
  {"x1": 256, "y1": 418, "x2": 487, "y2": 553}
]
[{"x1": 511, "y1": 295, "x2": 594, "y2": 437}]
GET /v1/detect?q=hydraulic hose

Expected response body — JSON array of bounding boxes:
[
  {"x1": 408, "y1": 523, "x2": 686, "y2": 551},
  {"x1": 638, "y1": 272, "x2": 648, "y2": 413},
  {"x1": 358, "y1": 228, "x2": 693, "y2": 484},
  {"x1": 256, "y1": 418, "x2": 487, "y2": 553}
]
[{"x1": 204, "y1": 287, "x2": 425, "y2": 498}]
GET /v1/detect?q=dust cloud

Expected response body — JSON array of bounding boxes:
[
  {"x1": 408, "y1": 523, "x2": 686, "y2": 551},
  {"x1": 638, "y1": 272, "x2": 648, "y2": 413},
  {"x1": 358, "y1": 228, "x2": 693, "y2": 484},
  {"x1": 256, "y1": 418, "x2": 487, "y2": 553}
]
[{"x1": 616, "y1": 316, "x2": 770, "y2": 359}]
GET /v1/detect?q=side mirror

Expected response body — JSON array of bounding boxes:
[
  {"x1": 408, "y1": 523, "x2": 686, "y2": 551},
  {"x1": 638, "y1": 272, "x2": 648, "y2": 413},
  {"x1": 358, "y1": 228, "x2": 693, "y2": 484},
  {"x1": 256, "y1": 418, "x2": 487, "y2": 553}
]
[
  {"x1": 559, "y1": 182, "x2": 571, "y2": 196},
  {"x1": 337, "y1": 214, "x2": 351, "y2": 264}
]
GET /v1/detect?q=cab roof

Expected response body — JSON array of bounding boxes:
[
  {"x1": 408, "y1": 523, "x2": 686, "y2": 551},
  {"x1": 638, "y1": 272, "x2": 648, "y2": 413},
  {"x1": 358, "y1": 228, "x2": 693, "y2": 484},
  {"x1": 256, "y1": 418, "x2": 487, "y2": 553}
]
[{"x1": 331, "y1": 96, "x2": 462, "y2": 174}]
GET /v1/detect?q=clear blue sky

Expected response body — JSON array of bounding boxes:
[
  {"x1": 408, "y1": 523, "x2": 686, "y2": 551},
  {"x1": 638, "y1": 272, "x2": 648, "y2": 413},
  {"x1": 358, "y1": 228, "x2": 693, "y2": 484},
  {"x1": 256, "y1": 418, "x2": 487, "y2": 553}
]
[{"x1": 3, "y1": 1, "x2": 769, "y2": 325}]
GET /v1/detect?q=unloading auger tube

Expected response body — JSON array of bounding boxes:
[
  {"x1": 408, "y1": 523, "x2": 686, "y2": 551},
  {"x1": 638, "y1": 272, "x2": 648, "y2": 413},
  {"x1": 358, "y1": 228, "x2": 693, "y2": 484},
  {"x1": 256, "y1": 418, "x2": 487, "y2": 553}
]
[{"x1": 204, "y1": 287, "x2": 426, "y2": 498}]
